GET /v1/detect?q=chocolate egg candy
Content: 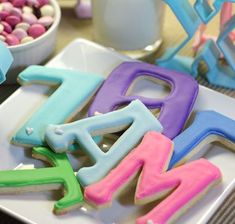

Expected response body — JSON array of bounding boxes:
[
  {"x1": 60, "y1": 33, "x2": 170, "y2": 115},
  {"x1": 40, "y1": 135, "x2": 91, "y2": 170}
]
[
  {"x1": 37, "y1": 0, "x2": 49, "y2": 7},
  {"x1": 12, "y1": 28, "x2": 27, "y2": 40},
  {"x1": 28, "y1": 23, "x2": 45, "y2": 38},
  {"x1": 0, "y1": 23, "x2": 4, "y2": 33},
  {"x1": 11, "y1": 7, "x2": 23, "y2": 18},
  {"x1": 13, "y1": 0, "x2": 26, "y2": 8},
  {"x1": 40, "y1": 4, "x2": 54, "y2": 17},
  {"x1": 6, "y1": 34, "x2": 20, "y2": 46},
  {"x1": 1, "y1": 31, "x2": 8, "y2": 37},
  {"x1": 16, "y1": 22, "x2": 30, "y2": 31},
  {"x1": 21, "y1": 35, "x2": 34, "y2": 44},
  {"x1": 1, "y1": 21, "x2": 12, "y2": 33},
  {"x1": 22, "y1": 13, "x2": 37, "y2": 24},
  {"x1": 38, "y1": 16, "x2": 53, "y2": 27},
  {"x1": 5, "y1": 15, "x2": 21, "y2": 27},
  {"x1": 26, "y1": 0, "x2": 39, "y2": 7},
  {"x1": 1, "y1": 2, "x2": 13, "y2": 12},
  {"x1": 0, "y1": 10, "x2": 10, "y2": 20},
  {"x1": 0, "y1": 35, "x2": 6, "y2": 42},
  {"x1": 22, "y1": 6, "x2": 33, "y2": 14}
]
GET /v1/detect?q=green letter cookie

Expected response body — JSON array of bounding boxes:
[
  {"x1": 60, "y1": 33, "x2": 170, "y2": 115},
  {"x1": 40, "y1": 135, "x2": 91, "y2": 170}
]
[{"x1": 0, "y1": 147, "x2": 83, "y2": 215}]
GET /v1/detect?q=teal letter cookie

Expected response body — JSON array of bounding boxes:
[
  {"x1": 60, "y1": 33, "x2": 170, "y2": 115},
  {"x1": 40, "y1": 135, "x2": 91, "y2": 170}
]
[
  {"x1": 0, "y1": 41, "x2": 13, "y2": 84},
  {"x1": 45, "y1": 100, "x2": 163, "y2": 186},
  {"x1": 11, "y1": 66, "x2": 104, "y2": 147},
  {"x1": 0, "y1": 147, "x2": 83, "y2": 215}
]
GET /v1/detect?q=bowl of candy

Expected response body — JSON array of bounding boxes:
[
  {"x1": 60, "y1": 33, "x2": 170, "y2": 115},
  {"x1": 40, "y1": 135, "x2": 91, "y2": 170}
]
[{"x1": 0, "y1": 0, "x2": 61, "y2": 83}]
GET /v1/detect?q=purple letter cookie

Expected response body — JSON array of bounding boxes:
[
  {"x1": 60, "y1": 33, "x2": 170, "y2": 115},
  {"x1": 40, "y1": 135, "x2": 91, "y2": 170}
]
[{"x1": 88, "y1": 62, "x2": 199, "y2": 139}]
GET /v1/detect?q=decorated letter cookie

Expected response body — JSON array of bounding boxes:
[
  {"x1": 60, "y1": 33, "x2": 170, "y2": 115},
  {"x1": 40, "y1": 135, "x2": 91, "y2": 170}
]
[
  {"x1": 45, "y1": 100, "x2": 163, "y2": 186},
  {"x1": 170, "y1": 110, "x2": 235, "y2": 168},
  {"x1": 88, "y1": 62, "x2": 199, "y2": 139},
  {"x1": 12, "y1": 65, "x2": 104, "y2": 147},
  {"x1": 85, "y1": 132, "x2": 222, "y2": 224},
  {"x1": 0, "y1": 41, "x2": 13, "y2": 84},
  {"x1": 0, "y1": 147, "x2": 83, "y2": 215}
]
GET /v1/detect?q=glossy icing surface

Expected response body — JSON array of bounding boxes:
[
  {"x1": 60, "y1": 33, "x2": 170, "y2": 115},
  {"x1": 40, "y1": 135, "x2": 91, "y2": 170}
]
[
  {"x1": 45, "y1": 100, "x2": 163, "y2": 186},
  {"x1": 136, "y1": 159, "x2": 221, "y2": 224},
  {"x1": 0, "y1": 41, "x2": 13, "y2": 83},
  {"x1": 88, "y1": 61, "x2": 199, "y2": 139},
  {"x1": 85, "y1": 132, "x2": 173, "y2": 205},
  {"x1": 0, "y1": 147, "x2": 83, "y2": 214},
  {"x1": 170, "y1": 110, "x2": 235, "y2": 168},
  {"x1": 12, "y1": 65, "x2": 104, "y2": 146},
  {"x1": 84, "y1": 132, "x2": 221, "y2": 224}
]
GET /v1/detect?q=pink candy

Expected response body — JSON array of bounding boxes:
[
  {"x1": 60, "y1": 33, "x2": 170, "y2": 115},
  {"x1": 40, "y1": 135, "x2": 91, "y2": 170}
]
[
  {"x1": 28, "y1": 23, "x2": 45, "y2": 38},
  {"x1": 37, "y1": 0, "x2": 49, "y2": 7},
  {"x1": 0, "y1": 11, "x2": 10, "y2": 20},
  {"x1": 26, "y1": 0, "x2": 38, "y2": 7},
  {"x1": 13, "y1": 0, "x2": 26, "y2": 8},
  {"x1": 38, "y1": 16, "x2": 53, "y2": 27},
  {"x1": 0, "y1": 0, "x2": 55, "y2": 46},
  {"x1": 6, "y1": 34, "x2": 20, "y2": 45},
  {"x1": 11, "y1": 7, "x2": 22, "y2": 17},
  {"x1": 1, "y1": 21, "x2": 12, "y2": 33},
  {"x1": 22, "y1": 13, "x2": 37, "y2": 24},
  {"x1": 12, "y1": 28, "x2": 27, "y2": 40},
  {"x1": 5, "y1": 15, "x2": 21, "y2": 26}
]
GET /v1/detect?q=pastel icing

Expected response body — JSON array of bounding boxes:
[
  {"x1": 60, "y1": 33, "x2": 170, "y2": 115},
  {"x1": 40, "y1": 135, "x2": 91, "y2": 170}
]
[
  {"x1": 11, "y1": 65, "x2": 104, "y2": 146},
  {"x1": 136, "y1": 159, "x2": 221, "y2": 224},
  {"x1": 85, "y1": 132, "x2": 173, "y2": 206},
  {"x1": 170, "y1": 110, "x2": 235, "y2": 168},
  {"x1": 45, "y1": 100, "x2": 163, "y2": 186},
  {"x1": 0, "y1": 41, "x2": 13, "y2": 84},
  {"x1": 84, "y1": 131, "x2": 222, "y2": 224},
  {"x1": 88, "y1": 61, "x2": 199, "y2": 139},
  {"x1": 0, "y1": 147, "x2": 83, "y2": 214}
]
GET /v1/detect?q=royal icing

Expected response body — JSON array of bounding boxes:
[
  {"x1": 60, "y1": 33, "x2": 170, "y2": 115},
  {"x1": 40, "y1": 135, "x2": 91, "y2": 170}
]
[
  {"x1": 85, "y1": 131, "x2": 222, "y2": 224},
  {"x1": 11, "y1": 65, "x2": 104, "y2": 146},
  {"x1": 170, "y1": 110, "x2": 235, "y2": 168},
  {"x1": 0, "y1": 41, "x2": 13, "y2": 84},
  {"x1": 45, "y1": 100, "x2": 163, "y2": 186},
  {"x1": 88, "y1": 61, "x2": 199, "y2": 139},
  {"x1": 0, "y1": 147, "x2": 83, "y2": 214}
]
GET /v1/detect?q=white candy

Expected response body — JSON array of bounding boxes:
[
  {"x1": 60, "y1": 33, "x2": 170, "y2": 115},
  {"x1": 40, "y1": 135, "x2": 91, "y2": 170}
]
[
  {"x1": 2, "y1": 2, "x2": 13, "y2": 12},
  {"x1": 0, "y1": 24, "x2": 4, "y2": 33},
  {"x1": 16, "y1": 22, "x2": 30, "y2": 31},
  {"x1": 0, "y1": 35, "x2": 6, "y2": 42},
  {"x1": 23, "y1": 6, "x2": 33, "y2": 14},
  {"x1": 40, "y1": 4, "x2": 54, "y2": 17},
  {"x1": 0, "y1": 4, "x2": 3, "y2": 12},
  {"x1": 21, "y1": 36, "x2": 34, "y2": 44}
]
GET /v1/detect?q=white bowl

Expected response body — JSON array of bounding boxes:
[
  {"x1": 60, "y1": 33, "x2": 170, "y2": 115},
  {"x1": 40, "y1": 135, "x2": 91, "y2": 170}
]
[{"x1": 6, "y1": 0, "x2": 61, "y2": 84}]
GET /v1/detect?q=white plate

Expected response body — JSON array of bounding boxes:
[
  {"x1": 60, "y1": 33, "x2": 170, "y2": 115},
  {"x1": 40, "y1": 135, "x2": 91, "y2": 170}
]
[{"x1": 0, "y1": 39, "x2": 234, "y2": 224}]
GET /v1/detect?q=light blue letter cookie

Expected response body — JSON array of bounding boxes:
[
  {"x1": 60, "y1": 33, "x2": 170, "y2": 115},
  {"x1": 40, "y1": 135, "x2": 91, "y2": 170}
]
[
  {"x1": 45, "y1": 100, "x2": 163, "y2": 186},
  {"x1": 0, "y1": 41, "x2": 13, "y2": 83}
]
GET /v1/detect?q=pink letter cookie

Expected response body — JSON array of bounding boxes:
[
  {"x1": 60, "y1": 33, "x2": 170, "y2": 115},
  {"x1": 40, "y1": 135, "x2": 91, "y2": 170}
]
[{"x1": 85, "y1": 132, "x2": 222, "y2": 224}]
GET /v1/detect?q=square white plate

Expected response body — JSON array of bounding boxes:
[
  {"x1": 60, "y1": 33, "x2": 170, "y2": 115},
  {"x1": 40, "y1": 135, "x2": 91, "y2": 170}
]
[{"x1": 0, "y1": 39, "x2": 234, "y2": 224}]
